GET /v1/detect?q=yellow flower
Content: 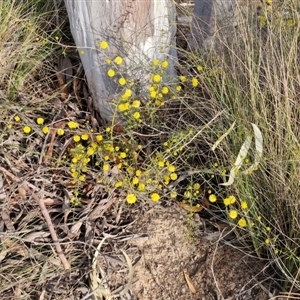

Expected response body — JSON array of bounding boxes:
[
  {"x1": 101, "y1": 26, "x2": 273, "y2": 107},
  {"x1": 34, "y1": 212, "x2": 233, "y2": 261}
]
[
  {"x1": 238, "y1": 218, "x2": 247, "y2": 227},
  {"x1": 120, "y1": 152, "x2": 126, "y2": 158},
  {"x1": 161, "y1": 60, "x2": 168, "y2": 68},
  {"x1": 81, "y1": 133, "x2": 89, "y2": 140},
  {"x1": 99, "y1": 41, "x2": 108, "y2": 49},
  {"x1": 87, "y1": 147, "x2": 95, "y2": 155},
  {"x1": 107, "y1": 69, "x2": 115, "y2": 77},
  {"x1": 118, "y1": 102, "x2": 130, "y2": 111},
  {"x1": 228, "y1": 195, "x2": 236, "y2": 204},
  {"x1": 79, "y1": 174, "x2": 86, "y2": 181},
  {"x1": 14, "y1": 115, "x2": 21, "y2": 122},
  {"x1": 184, "y1": 191, "x2": 191, "y2": 198},
  {"x1": 241, "y1": 201, "x2": 248, "y2": 209},
  {"x1": 193, "y1": 183, "x2": 201, "y2": 190},
  {"x1": 179, "y1": 76, "x2": 186, "y2": 82},
  {"x1": 68, "y1": 121, "x2": 79, "y2": 129},
  {"x1": 131, "y1": 100, "x2": 140, "y2": 108},
  {"x1": 37, "y1": 117, "x2": 44, "y2": 125},
  {"x1": 192, "y1": 78, "x2": 199, "y2": 87},
  {"x1": 152, "y1": 74, "x2": 161, "y2": 83},
  {"x1": 73, "y1": 135, "x2": 81, "y2": 142},
  {"x1": 136, "y1": 170, "x2": 142, "y2": 176},
  {"x1": 197, "y1": 65, "x2": 203, "y2": 72},
  {"x1": 23, "y1": 126, "x2": 31, "y2": 134},
  {"x1": 96, "y1": 135, "x2": 103, "y2": 142},
  {"x1": 150, "y1": 91, "x2": 157, "y2": 98},
  {"x1": 127, "y1": 193, "x2": 137, "y2": 204},
  {"x1": 161, "y1": 86, "x2": 169, "y2": 94},
  {"x1": 133, "y1": 112, "x2": 140, "y2": 119},
  {"x1": 223, "y1": 198, "x2": 231, "y2": 206},
  {"x1": 229, "y1": 210, "x2": 238, "y2": 219},
  {"x1": 151, "y1": 193, "x2": 160, "y2": 202},
  {"x1": 57, "y1": 128, "x2": 64, "y2": 136},
  {"x1": 118, "y1": 77, "x2": 126, "y2": 85},
  {"x1": 114, "y1": 56, "x2": 123, "y2": 65},
  {"x1": 115, "y1": 181, "x2": 123, "y2": 188},
  {"x1": 265, "y1": 238, "x2": 270, "y2": 245},
  {"x1": 103, "y1": 164, "x2": 110, "y2": 171},
  {"x1": 158, "y1": 160, "x2": 165, "y2": 167},
  {"x1": 168, "y1": 165, "x2": 176, "y2": 172},
  {"x1": 153, "y1": 59, "x2": 160, "y2": 66},
  {"x1": 176, "y1": 85, "x2": 182, "y2": 91},
  {"x1": 209, "y1": 194, "x2": 217, "y2": 203},
  {"x1": 138, "y1": 183, "x2": 145, "y2": 191},
  {"x1": 42, "y1": 126, "x2": 49, "y2": 134},
  {"x1": 132, "y1": 177, "x2": 139, "y2": 185},
  {"x1": 170, "y1": 191, "x2": 177, "y2": 198},
  {"x1": 170, "y1": 173, "x2": 178, "y2": 180}
]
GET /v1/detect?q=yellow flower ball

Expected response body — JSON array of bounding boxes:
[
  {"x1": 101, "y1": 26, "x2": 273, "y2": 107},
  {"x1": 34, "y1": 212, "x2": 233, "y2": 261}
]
[
  {"x1": 168, "y1": 165, "x2": 176, "y2": 172},
  {"x1": 132, "y1": 177, "x2": 139, "y2": 185},
  {"x1": 23, "y1": 126, "x2": 31, "y2": 134},
  {"x1": 179, "y1": 76, "x2": 186, "y2": 82},
  {"x1": 238, "y1": 218, "x2": 247, "y2": 227},
  {"x1": 138, "y1": 183, "x2": 145, "y2": 191},
  {"x1": 114, "y1": 56, "x2": 123, "y2": 65},
  {"x1": 118, "y1": 103, "x2": 130, "y2": 111},
  {"x1": 197, "y1": 65, "x2": 203, "y2": 72},
  {"x1": 152, "y1": 74, "x2": 161, "y2": 83},
  {"x1": 99, "y1": 41, "x2": 108, "y2": 49},
  {"x1": 170, "y1": 173, "x2": 178, "y2": 181},
  {"x1": 192, "y1": 78, "x2": 199, "y2": 87},
  {"x1": 107, "y1": 69, "x2": 115, "y2": 77},
  {"x1": 42, "y1": 126, "x2": 49, "y2": 134},
  {"x1": 151, "y1": 193, "x2": 160, "y2": 202},
  {"x1": 153, "y1": 59, "x2": 160, "y2": 66},
  {"x1": 193, "y1": 183, "x2": 201, "y2": 190},
  {"x1": 209, "y1": 194, "x2": 217, "y2": 203},
  {"x1": 176, "y1": 85, "x2": 182, "y2": 91},
  {"x1": 132, "y1": 100, "x2": 141, "y2": 108},
  {"x1": 37, "y1": 117, "x2": 44, "y2": 125},
  {"x1": 73, "y1": 135, "x2": 81, "y2": 142},
  {"x1": 133, "y1": 112, "x2": 140, "y2": 119},
  {"x1": 57, "y1": 128, "x2": 64, "y2": 136},
  {"x1": 81, "y1": 133, "x2": 89, "y2": 140},
  {"x1": 229, "y1": 210, "x2": 238, "y2": 219},
  {"x1": 161, "y1": 60, "x2": 169, "y2": 68},
  {"x1": 68, "y1": 121, "x2": 79, "y2": 129},
  {"x1": 223, "y1": 198, "x2": 231, "y2": 206},
  {"x1": 241, "y1": 201, "x2": 248, "y2": 209},
  {"x1": 127, "y1": 193, "x2": 137, "y2": 204},
  {"x1": 118, "y1": 77, "x2": 127, "y2": 85},
  {"x1": 120, "y1": 152, "x2": 126, "y2": 158},
  {"x1": 170, "y1": 191, "x2": 177, "y2": 199},
  {"x1": 96, "y1": 135, "x2": 103, "y2": 142},
  {"x1": 103, "y1": 164, "x2": 110, "y2": 171},
  {"x1": 228, "y1": 195, "x2": 236, "y2": 204}
]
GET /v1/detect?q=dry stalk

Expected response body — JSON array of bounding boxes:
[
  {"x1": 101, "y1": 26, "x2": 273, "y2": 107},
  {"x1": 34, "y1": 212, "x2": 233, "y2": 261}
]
[{"x1": 0, "y1": 166, "x2": 71, "y2": 270}]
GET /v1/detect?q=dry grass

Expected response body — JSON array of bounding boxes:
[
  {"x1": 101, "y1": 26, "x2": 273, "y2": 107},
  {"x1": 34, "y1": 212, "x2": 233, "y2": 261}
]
[{"x1": 1, "y1": 0, "x2": 300, "y2": 298}]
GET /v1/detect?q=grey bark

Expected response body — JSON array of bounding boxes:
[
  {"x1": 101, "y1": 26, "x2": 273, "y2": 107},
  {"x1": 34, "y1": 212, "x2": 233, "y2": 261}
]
[{"x1": 64, "y1": 0, "x2": 177, "y2": 122}]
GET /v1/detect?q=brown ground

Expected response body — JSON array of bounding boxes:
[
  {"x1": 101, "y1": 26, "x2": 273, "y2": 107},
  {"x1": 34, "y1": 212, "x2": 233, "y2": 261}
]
[{"x1": 122, "y1": 205, "x2": 271, "y2": 300}]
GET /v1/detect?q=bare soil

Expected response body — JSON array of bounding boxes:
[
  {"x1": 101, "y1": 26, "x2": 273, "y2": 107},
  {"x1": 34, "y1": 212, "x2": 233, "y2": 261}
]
[{"x1": 126, "y1": 205, "x2": 271, "y2": 300}]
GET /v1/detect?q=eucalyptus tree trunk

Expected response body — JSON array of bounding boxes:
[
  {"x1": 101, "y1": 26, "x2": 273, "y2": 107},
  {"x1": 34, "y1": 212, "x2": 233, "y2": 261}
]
[
  {"x1": 64, "y1": 0, "x2": 177, "y2": 122},
  {"x1": 190, "y1": 0, "x2": 237, "y2": 52}
]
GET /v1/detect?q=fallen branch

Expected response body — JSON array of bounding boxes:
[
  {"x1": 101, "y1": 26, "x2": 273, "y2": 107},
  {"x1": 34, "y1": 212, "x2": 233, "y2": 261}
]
[{"x1": 0, "y1": 166, "x2": 71, "y2": 270}]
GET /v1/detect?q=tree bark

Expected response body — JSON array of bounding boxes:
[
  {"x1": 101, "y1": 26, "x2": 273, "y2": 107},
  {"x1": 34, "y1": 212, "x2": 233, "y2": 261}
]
[
  {"x1": 190, "y1": 0, "x2": 237, "y2": 52},
  {"x1": 64, "y1": 0, "x2": 177, "y2": 122}
]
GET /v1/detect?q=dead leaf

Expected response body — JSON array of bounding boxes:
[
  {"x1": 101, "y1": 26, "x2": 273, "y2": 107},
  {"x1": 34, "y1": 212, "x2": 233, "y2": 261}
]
[{"x1": 183, "y1": 269, "x2": 197, "y2": 294}]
